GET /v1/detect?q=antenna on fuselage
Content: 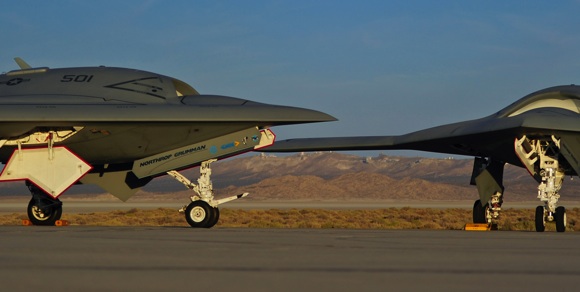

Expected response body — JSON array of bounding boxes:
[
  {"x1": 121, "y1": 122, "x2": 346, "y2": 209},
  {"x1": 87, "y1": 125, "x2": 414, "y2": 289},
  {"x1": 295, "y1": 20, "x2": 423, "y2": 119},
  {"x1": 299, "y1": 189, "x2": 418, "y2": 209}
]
[{"x1": 14, "y1": 57, "x2": 32, "y2": 69}]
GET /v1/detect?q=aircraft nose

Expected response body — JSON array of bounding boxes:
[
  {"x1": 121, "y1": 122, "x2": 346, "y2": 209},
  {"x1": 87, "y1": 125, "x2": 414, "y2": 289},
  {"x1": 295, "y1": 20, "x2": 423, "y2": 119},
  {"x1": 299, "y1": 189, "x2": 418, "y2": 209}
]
[
  {"x1": 180, "y1": 94, "x2": 336, "y2": 124},
  {"x1": 263, "y1": 104, "x2": 337, "y2": 124}
]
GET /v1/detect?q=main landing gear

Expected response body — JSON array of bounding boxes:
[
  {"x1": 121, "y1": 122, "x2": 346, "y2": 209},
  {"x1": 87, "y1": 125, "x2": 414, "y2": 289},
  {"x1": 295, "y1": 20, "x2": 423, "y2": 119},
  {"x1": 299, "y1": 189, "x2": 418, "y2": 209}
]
[
  {"x1": 514, "y1": 135, "x2": 568, "y2": 232},
  {"x1": 167, "y1": 159, "x2": 248, "y2": 228},
  {"x1": 472, "y1": 134, "x2": 571, "y2": 232},
  {"x1": 471, "y1": 170, "x2": 567, "y2": 232},
  {"x1": 26, "y1": 182, "x2": 63, "y2": 226},
  {"x1": 534, "y1": 166, "x2": 566, "y2": 232},
  {"x1": 472, "y1": 194, "x2": 501, "y2": 230},
  {"x1": 471, "y1": 158, "x2": 504, "y2": 230}
]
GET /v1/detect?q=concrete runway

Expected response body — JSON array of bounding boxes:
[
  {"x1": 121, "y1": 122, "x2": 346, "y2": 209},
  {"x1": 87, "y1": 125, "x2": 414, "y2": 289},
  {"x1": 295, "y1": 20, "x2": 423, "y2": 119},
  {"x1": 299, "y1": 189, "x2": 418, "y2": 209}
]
[{"x1": 1, "y1": 227, "x2": 580, "y2": 291}]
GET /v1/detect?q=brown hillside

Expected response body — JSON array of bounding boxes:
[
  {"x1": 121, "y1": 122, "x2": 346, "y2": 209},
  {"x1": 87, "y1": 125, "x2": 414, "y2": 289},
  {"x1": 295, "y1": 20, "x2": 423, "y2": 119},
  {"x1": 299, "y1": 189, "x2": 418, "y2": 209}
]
[
  {"x1": 214, "y1": 153, "x2": 580, "y2": 201},
  {"x1": 1, "y1": 152, "x2": 580, "y2": 202},
  {"x1": 222, "y1": 171, "x2": 477, "y2": 201}
]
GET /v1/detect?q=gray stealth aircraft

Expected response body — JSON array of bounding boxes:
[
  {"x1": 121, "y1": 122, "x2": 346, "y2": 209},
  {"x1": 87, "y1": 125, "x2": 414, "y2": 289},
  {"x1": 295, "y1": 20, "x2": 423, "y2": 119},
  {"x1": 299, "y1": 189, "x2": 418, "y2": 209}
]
[
  {"x1": 264, "y1": 85, "x2": 580, "y2": 232},
  {"x1": 0, "y1": 58, "x2": 335, "y2": 227}
]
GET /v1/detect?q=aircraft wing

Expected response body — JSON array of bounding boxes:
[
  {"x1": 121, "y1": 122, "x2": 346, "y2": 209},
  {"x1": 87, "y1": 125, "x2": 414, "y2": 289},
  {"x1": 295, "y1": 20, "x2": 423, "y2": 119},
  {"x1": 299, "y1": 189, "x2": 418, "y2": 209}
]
[
  {"x1": 0, "y1": 59, "x2": 343, "y2": 227},
  {"x1": 0, "y1": 63, "x2": 336, "y2": 200},
  {"x1": 262, "y1": 108, "x2": 580, "y2": 166},
  {"x1": 0, "y1": 101, "x2": 333, "y2": 124},
  {"x1": 0, "y1": 100, "x2": 334, "y2": 199}
]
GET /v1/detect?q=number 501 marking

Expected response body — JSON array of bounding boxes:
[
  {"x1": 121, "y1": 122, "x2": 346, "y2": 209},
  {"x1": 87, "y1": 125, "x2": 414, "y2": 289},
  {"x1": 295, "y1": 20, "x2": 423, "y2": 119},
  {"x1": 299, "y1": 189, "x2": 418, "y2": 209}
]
[{"x1": 61, "y1": 75, "x2": 94, "y2": 82}]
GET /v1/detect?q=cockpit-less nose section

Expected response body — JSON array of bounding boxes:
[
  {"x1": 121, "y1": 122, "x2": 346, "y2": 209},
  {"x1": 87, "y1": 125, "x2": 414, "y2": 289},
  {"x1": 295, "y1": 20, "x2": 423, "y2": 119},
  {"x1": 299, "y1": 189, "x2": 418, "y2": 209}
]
[{"x1": 0, "y1": 58, "x2": 336, "y2": 227}]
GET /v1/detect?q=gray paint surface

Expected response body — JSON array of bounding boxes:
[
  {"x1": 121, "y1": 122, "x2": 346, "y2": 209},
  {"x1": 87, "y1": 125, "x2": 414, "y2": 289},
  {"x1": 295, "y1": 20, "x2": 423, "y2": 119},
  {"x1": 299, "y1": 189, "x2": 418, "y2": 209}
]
[
  {"x1": 0, "y1": 62, "x2": 335, "y2": 199},
  {"x1": 0, "y1": 65, "x2": 335, "y2": 167}
]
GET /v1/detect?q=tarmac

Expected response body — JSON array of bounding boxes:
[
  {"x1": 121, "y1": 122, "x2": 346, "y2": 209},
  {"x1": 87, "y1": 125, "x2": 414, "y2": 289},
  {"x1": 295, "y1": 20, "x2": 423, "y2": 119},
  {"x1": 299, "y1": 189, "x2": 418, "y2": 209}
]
[{"x1": 1, "y1": 226, "x2": 580, "y2": 291}]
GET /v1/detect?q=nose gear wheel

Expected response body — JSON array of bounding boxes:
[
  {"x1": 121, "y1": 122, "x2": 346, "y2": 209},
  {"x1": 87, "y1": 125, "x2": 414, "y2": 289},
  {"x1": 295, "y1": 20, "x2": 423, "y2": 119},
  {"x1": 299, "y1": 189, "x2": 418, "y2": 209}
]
[
  {"x1": 168, "y1": 159, "x2": 246, "y2": 228},
  {"x1": 184, "y1": 200, "x2": 220, "y2": 228}
]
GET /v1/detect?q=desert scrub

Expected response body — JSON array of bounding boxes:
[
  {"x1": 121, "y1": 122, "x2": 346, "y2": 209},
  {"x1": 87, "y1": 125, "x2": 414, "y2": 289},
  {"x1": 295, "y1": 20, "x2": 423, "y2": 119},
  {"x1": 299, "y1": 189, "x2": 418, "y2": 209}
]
[{"x1": 0, "y1": 207, "x2": 579, "y2": 231}]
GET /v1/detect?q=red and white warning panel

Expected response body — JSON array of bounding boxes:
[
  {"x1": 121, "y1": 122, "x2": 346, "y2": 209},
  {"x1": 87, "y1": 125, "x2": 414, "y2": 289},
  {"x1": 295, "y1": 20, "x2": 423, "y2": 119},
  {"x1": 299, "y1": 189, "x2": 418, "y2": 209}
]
[
  {"x1": 254, "y1": 129, "x2": 275, "y2": 150},
  {"x1": 0, "y1": 146, "x2": 92, "y2": 198}
]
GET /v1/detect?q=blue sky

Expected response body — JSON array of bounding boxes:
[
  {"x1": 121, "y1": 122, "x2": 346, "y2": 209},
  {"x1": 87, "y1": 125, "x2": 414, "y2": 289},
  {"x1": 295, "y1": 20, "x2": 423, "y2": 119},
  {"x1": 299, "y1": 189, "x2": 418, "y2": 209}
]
[{"x1": 2, "y1": 1, "x2": 580, "y2": 157}]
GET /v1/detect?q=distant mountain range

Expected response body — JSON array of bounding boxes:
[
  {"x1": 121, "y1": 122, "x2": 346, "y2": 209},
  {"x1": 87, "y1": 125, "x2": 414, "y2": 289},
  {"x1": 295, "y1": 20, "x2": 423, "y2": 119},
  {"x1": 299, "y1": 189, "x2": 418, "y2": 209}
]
[
  {"x1": 210, "y1": 153, "x2": 580, "y2": 201},
  {"x1": 2, "y1": 152, "x2": 580, "y2": 201}
]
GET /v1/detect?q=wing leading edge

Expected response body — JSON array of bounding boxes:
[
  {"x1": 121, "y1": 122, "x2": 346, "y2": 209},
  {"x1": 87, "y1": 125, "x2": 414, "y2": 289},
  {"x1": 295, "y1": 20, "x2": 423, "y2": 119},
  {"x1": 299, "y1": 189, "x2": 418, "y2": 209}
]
[{"x1": 263, "y1": 107, "x2": 580, "y2": 167}]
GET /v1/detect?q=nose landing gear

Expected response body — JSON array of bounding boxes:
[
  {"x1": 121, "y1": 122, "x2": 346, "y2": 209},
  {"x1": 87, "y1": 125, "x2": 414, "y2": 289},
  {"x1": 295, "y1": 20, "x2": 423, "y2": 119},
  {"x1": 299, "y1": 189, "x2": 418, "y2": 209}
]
[{"x1": 167, "y1": 159, "x2": 248, "y2": 228}]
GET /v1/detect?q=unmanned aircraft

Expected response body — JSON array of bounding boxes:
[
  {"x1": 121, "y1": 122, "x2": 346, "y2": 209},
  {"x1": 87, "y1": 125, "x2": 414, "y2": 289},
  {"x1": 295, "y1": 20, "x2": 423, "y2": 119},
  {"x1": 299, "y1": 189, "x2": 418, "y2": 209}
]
[
  {"x1": 0, "y1": 58, "x2": 335, "y2": 227},
  {"x1": 264, "y1": 85, "x2": 580, "y2": 232}
]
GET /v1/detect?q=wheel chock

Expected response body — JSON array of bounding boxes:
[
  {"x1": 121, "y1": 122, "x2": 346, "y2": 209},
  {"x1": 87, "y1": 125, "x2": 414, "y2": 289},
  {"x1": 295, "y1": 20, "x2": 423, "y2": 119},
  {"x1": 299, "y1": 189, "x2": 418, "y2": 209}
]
[
  {"x1": 22, "y1": 219, "x2": 70, "y2": 226},
  {"x1": 55, "y1": 220, "x2": 69, "y2": 227},
  {"x1": 464, "y1": 223, "x2": 491, "y2": 231}
]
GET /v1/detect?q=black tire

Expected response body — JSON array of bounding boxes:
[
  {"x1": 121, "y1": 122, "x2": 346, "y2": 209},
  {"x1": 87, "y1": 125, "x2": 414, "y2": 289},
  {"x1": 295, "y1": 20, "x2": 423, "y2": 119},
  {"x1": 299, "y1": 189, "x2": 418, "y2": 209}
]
[
  {"x1": 206, "y1": 208, "x2": 220, "y2": 228},
  {"x1": 555, "y1": 206, "x2": 566, "y2": 233},
  {"x1": 473, "y1": 200, "x2": 487, "y2": 223},
  {"x1": 185, "y1": 201, "x2": 213, "y2": 228},
  {"x1": 535, "y1": 206, "x2": 545, "y2": 232},
  {"x1": 27, "y1": 198, "x2": 62, "y2": 226}
]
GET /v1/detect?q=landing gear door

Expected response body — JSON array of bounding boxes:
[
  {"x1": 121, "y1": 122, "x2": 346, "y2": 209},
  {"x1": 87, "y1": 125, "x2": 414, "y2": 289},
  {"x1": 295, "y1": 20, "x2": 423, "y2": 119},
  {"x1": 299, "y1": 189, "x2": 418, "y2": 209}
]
[
  {"x1": 514, "y1": 136, "x2": 539, "y2": 179},
  {"x1": 132, "y1": 127, "x2": 268, "y2": 178},
  {"x1": 0, "y1": 147, "x2": 92, "y2": 199},
  {"x1": 559, "y1": 135, "x2": 580, "y2": 176}
]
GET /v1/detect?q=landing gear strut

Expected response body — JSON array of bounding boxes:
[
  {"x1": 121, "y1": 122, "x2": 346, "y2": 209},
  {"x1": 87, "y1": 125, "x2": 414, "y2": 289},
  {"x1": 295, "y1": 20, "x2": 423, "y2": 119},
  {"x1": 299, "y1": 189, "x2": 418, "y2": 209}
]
[
  {"x1": 516, "y1": 135, "x2": 567, "y2": 232},
  {"x1": 26, "y1": 182, "x2": 62, "y2": 226},
  {"x1": 471, "y1": 157, "x2": 504, "y2": 229},
  {"x1": 534, "y1": 165, "x2": 567, "y2": 232},
  {"x1": 472, "y1": 197, "x2": 500, "y2": 230},
  {"x1": 167, "y1": 159, "x2": 247, "y2": 228}
]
